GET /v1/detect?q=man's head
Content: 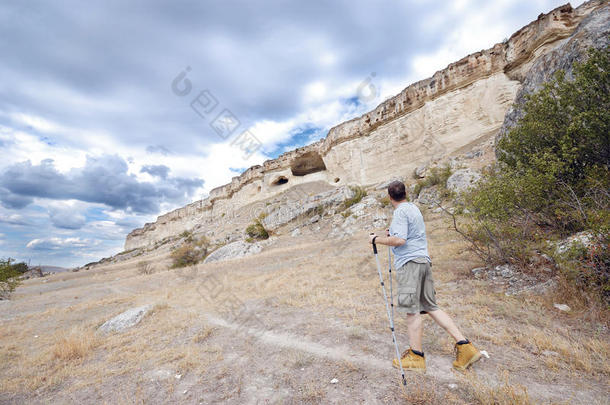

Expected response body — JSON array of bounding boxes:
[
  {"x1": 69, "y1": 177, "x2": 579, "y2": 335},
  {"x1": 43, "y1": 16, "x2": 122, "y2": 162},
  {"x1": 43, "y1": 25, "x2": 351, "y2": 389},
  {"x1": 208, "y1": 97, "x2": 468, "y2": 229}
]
[{"x1": 387, "y1": 180, "x2": 407, "y2": 206}]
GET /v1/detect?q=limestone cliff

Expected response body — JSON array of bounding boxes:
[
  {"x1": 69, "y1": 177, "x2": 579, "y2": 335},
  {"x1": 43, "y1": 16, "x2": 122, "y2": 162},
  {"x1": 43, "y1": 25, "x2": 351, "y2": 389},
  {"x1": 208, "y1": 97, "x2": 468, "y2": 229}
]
[{"x1": 125, "y1": 0, "x2": 607, "y2": 251}]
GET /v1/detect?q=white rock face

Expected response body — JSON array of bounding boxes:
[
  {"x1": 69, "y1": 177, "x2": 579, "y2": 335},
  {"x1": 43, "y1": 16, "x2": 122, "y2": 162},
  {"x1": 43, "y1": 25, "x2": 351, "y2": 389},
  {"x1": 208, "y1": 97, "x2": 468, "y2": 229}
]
[
  {"x1": 262, "y1": 186, "x2": 355, "y2": 231},
  {"x1": 98, "y1": 305, "x2": 152, "y2": 333},
  {"x1": 121, "y1": 3, "x2": 601, "y2": 252},
  {"x1": 446, "y1": 169, "x2": 482, "y2": 193},
  {"x1": 203, "y1": 241, "x2": 262, "y2": 264}
]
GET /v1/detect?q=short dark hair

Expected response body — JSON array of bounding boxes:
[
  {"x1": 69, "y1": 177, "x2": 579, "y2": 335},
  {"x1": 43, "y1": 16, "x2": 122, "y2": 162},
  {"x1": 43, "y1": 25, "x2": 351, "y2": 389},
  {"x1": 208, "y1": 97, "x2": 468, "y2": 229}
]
[{"x1": 387, "y1": 180, "x2": 406, "y2": 201}]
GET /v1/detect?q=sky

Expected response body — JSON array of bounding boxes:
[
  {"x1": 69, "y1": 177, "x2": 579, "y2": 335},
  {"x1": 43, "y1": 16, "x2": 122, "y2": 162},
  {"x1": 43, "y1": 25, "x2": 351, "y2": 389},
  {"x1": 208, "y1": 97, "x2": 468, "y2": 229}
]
[{"x1": 0, "y1": 0, "x2": 584, "y2": 268}]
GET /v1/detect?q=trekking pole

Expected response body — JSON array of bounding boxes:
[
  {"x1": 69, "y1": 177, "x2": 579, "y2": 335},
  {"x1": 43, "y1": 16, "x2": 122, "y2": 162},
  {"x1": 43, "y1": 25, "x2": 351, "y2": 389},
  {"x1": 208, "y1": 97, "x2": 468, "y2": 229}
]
[
  {"x1": 371, "y1": 234, "x2": 407, "y2": 386},
  {"x1": 388, "y1": 246, "x2": 394, "y2": 325}
]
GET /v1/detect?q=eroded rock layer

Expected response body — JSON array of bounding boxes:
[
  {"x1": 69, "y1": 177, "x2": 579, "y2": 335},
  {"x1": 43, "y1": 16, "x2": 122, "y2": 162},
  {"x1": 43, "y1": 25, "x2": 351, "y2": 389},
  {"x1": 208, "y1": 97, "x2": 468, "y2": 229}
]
[{"x1": 125, "y1": 1, "x2": 607, "y2": 251}]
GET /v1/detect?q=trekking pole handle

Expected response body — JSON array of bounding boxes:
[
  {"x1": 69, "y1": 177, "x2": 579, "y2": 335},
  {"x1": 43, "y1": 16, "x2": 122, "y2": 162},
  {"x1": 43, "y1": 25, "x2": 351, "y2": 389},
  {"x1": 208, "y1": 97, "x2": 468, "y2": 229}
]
[{"x1": 370, "y1": 233, "x2": 378, "y2": 254}]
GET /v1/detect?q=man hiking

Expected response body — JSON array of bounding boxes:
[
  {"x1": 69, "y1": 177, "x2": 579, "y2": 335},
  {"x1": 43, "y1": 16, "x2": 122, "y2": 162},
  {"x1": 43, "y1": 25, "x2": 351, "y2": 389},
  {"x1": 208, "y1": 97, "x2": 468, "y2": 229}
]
[{"x1": 369, "y1": 180, "x2": 481, "y2": 372}]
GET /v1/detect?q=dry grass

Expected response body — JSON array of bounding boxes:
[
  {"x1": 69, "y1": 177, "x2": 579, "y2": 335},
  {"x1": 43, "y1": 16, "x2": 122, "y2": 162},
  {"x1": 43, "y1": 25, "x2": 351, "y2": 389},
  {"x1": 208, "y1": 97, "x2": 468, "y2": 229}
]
[
  {"x1": 0, "y1": 212, "x2": 607, "y2": 403},
  {"x1": 462, "y1": 371, "x2": 531, "y2": 405},
  {"x1": 52, "y1": 326, "x2": 99, "y2": 361}
]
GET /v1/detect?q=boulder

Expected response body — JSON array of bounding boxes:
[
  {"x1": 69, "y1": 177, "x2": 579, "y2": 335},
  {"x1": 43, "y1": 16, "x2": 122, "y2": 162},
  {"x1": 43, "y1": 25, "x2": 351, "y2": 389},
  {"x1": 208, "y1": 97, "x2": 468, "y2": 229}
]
[
  {"x1": 555, "y1": 231, "x2": 594, "y2": 254},
  {"x1": 375, "y1": 177, "x2": 404, "y2": 190},
  {"x1": 498, "y1": 5, "x2": 610, "y2": 144},
  {"x1": 348, "y1": 196, "x2": 381, "y2": 217},
  {"x1": 417, "y1": 186, "x2": 440, "y2": 206},
  {"x1": 203, "y1": 240, "x2": 262, "y2": 263},
  {"x1": 98, "y1": 305, "x2": 152, "y2": 333},
  {"x1": 446, "y1": 168, "x2": 481, "y2": 193},
  {"x1": 414, "y1": 165, "x2": 427, "y2": 179},
  {"x1": 262, "y1": 186, "x2": 355, "y2": 231},
  {"x1": 19, "y1": 267, "x2": 44, "y2": 279}
]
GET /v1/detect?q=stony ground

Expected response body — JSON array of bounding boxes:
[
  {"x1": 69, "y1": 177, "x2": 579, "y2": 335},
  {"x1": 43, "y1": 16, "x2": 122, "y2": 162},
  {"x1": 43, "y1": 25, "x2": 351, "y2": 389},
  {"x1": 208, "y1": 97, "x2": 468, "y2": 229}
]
[{"x1": 1, "y1": 210, "x2": 608, "y2": 404}]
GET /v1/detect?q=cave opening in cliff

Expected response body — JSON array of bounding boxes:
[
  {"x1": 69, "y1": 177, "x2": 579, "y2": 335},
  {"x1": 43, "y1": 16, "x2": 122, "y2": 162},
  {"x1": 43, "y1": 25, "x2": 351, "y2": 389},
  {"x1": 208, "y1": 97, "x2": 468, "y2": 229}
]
[
  {"x1": 290, "y1": 151, "x2": 327, "y2": 176},
  {"x1": 271, "y1": 176, "x2": 289, "y2": 186}
]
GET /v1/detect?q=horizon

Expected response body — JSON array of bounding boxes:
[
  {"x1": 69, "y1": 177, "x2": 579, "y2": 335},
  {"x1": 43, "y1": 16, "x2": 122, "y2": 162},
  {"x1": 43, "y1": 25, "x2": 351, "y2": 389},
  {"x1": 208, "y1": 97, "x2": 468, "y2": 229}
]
[{"x1": 0, "y1": 0, "x2": 585, "y2": 267}]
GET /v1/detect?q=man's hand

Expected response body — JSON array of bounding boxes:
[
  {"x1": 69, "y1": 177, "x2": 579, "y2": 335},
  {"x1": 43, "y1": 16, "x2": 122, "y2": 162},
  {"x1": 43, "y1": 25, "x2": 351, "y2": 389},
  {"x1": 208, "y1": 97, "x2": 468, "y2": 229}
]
[{"x1": 369, "y1": 232, "x2": 406, "y2": 247}]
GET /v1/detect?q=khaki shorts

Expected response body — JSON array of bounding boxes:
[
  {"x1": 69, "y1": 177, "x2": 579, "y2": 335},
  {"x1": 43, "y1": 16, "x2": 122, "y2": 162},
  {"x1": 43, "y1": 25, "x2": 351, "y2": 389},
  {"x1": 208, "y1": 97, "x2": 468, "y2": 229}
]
[{"x1": 395, "y1": 259, "x2": 438, "y2": 314}]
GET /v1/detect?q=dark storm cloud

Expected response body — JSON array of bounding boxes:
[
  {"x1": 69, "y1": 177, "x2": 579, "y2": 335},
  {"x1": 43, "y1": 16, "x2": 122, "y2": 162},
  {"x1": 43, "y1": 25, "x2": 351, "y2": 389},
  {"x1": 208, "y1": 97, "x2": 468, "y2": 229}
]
[{"x1": 0, "y1": 155, "x2": 203, "y2": 213}]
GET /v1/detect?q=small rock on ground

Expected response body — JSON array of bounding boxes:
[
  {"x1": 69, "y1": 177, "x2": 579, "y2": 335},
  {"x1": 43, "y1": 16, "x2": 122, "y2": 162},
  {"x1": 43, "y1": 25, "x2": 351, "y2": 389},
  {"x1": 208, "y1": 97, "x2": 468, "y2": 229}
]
[{"x1": 98, "y1": 305, "x2": 152, "y2": 333}]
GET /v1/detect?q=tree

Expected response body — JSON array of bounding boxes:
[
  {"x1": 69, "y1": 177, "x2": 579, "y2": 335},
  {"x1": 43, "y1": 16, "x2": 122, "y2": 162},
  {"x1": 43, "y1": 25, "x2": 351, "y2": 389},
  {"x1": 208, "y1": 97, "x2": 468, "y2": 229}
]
[{"x1": 0, "y1": 258, "x2": 24, "y2": 299}]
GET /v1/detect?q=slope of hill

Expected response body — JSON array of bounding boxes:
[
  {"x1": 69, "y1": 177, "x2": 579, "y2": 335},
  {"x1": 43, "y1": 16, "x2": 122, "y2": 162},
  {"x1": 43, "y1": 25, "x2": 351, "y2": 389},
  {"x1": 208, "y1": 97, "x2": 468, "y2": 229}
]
[
  {"x1": 1, "y1": 2, "x2": 608, "y2": 404},
  {"x1": 122, "y1": 0, "x2": 606, "y2": 254}
]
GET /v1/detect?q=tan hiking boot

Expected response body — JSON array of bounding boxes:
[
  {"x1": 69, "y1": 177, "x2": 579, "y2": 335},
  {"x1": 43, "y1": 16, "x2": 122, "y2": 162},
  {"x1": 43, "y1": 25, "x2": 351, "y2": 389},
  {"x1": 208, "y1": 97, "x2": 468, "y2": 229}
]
[
  {"x1": 392, "y1": 349, "x2": 426, "y2": 372},
  {"x1": 453, "y1": 342, "x2": 482, "y2": 371}
]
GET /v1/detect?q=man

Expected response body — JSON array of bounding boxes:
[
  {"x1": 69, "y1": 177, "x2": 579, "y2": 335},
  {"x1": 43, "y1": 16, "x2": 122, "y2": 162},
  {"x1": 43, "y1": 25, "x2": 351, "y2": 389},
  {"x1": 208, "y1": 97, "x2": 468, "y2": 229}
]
[{"x1": 369, "y1": 180, "x2": 481, "y2": 372}]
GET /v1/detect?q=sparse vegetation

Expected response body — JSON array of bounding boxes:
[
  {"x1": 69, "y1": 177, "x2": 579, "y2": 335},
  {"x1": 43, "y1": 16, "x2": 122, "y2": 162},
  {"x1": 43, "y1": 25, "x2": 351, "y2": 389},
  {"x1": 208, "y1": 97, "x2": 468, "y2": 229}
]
[
  {"x1": 341, "y1": 185, "x2": 367, "y2": 210},
  {"x1": 180, "y1": 230, "x2": 194, "y2": 242},
  {"x1": 378, "y1": 196, "x2": 391, "y2": 207},
  {"x1": 137, "y1": 261, "x2": 154, "y2": 275},
  {"x1": 52, "y1": 327, "x2": 98, "y2": 362},
  {"x1": 312, "y1": 204, "x2": 325, "y2": 217},
  {"x1": 246, "y1": 213, "x2": 270, "y2": 240},
  {"x1": 412, "y1": 164, "x2": 452, "y2": 198},
  {"x1": 170, "y1": 235, "x2": 210, "y2": 268},
  {"x1": 455, "y1": 47, "x2": 609, "y2": 305}
]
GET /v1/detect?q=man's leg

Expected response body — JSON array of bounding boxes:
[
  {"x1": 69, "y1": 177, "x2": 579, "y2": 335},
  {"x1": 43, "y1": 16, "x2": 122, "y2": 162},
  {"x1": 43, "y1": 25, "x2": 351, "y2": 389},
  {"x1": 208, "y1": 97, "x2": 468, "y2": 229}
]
[
  {"x1": 427, "y1": 309, "x2": 466, "y2": 342},
  {"x1": 406, "y1": 312, "x2": 423, "y2": 351},
  {"x1": 393, "y1": 311, "x2": 426, "y2": 371}
]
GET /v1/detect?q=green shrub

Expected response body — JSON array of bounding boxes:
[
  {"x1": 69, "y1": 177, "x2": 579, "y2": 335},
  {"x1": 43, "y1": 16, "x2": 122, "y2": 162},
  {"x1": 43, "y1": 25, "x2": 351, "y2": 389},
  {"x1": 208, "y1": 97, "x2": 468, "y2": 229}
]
[
  {"x1": 246, "y1": 218, "x2": 269, "y2": 240},
  {"x1": 412, "y1": 165, "x2": 452, "y2": 199},
  {"x1": 341, "y1": 186, "x2": 367, "y2": 210},
  {"x1": 455, "y1": 46, "x2": 609, "y2": 303},
  {"x1": 180, "y1": 230, "x2": 193, "y2": 243},
  {"x1": 379, "y1": 196, "x2": 391, "y2": 207},
  {"x1": 0, "y1": 258, "x2": 24, "y2": 299}
]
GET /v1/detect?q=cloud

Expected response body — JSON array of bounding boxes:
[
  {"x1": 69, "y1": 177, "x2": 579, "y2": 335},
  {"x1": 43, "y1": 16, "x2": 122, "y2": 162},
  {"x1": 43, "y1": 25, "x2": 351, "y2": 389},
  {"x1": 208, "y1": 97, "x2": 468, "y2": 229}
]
[
  {"x1": 48, "y1": 205, "x2": 86, "y2": 230},
  {"x1": 0, "y1": 213, "x2": 30, "y2": 226},
  {"x1": 26, "y1": 237, "x2": 96, "y2": 250},
  {"x1": 0, "y1": 0, "x2": 582, "y2": 267},
  {"x1": 141, "y1": 164, "x2": 170, "y2": 179},
  {"x1": 0, "y1": 155, "x2": 204, "y2": 213},
  {"x1": 0, "y1": 187, "x2": 33, "y2": 209}
]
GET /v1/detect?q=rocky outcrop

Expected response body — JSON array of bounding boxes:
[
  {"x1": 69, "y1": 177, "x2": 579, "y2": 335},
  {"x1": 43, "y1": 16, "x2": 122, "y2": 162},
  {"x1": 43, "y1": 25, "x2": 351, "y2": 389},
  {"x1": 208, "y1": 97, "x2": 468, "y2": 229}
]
[
  {"x1": 262, "y1": 186, "x2": 355, "y2": 231},
  {"x1": 498, "y1": 2, "x2": 609, "y2": 142},
  {"x1": 446, "y1": 169, "x2": 482, "y2": 193},
  {"x1": 203, "y1": 241, "x2": 262, "y2": 263},
  {"x1": 124, "y1": 1, "x2": 607, "y2": 251},
  {"x1": 19, "y1": 267, "x2": 44, "y2": 279}
]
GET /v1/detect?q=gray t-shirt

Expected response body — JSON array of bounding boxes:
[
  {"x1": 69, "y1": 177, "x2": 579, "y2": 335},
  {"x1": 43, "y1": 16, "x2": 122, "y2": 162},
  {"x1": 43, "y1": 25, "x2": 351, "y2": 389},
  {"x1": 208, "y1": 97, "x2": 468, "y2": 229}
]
[{"x1": 389, "y1": 202, "x2": 431, "y2": 268}]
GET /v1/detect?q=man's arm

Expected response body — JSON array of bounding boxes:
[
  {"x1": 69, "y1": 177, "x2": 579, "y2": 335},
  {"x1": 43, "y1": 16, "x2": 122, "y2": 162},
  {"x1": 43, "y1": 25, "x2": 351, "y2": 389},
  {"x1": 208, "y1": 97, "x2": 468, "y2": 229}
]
[{"x1": 369, "y1": 234, "x2": 406, "y2": 247}]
